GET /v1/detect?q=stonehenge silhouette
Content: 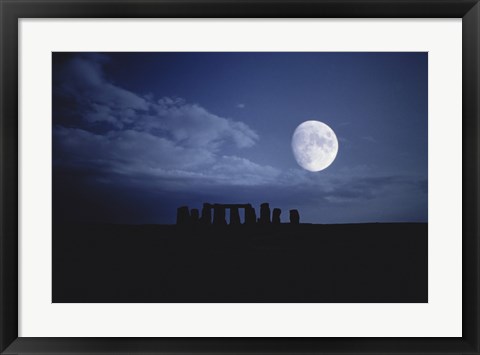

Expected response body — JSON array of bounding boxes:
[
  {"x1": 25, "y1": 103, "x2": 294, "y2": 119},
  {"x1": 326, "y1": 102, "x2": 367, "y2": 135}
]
[{"x1": 176, "y1": 203, "x2": 300, "y2": 226}]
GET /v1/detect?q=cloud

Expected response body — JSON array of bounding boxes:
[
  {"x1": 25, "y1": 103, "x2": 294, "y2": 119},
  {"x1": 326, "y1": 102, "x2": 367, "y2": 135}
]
[
  {"x1": 209, "y1": 156, "x2": 280, "y2": 186},
  {"x1": 53, "y1": 54, "x2": 263, "y2": 185},
  {"x1": 54, "y1": 54, "x2": 258, "y2": 149},
  {"x1": 322, "y1": 175, "x2": 426, "y2": 203},
  {"x1": 53, "y1": 125, "x2": 281, "y2": 188},
  {"x1": 236, "y1": 103, "x2": 246, "y2": 109},
  {"x1": 139, "y1": 98, "x2": 258, "y2": 149},
  {"x1": 53, "y1": 126, "x2": 217, "y2": 172},
  {"x1": 361, "y1": 136, "x2": 377, "y2": 143},
  {"x1": 56, "y1": 55, "x2": 148, "y2": 113}
]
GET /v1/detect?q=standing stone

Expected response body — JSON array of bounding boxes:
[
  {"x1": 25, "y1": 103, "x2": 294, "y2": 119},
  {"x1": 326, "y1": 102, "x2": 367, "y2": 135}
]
[
  {"x1": 272, "y1": 208, "x2": 281, "y2": 224},
  {"x1": 213, "y1": 205, "x2": 227, "y2": 225},
  {"x1": 176, "y1": 206, "x2": 190, "y2": 225},
  {"x1": 259, "y1": 203, "x2": 271, "y2": 224},
  {"x1": 200, "y1": 203, "x2": 212, "y2": 225},
  {"x1": 230, "y1": 207, "x2": 241, "y2": 225},
  {"x1": 289, "y1": 209, "x2": 300, "y2": 224},
  {"x1": 244, "y1": 205, "x2": 257, "y2": 225},
  {"x1": 190, "y1": 208, "x2": 200, "y2": 224}
]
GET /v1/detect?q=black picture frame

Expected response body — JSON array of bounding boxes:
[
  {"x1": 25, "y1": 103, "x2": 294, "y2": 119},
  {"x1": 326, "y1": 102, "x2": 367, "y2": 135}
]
[{"x1": 1, "y1": 0, "x2": 478, "y2": 353}]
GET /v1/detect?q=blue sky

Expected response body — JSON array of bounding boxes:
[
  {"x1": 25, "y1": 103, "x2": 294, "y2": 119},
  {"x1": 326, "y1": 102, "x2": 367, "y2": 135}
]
[{"x1": 52, "y1": 52, "x2": 427, "y2": 224}]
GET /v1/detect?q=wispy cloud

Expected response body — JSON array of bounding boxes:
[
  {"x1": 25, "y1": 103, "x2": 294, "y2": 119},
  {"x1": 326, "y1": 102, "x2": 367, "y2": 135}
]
[
  {"x1": 54, "y1": 54, "x2": 265, "y2": 184},
  {"x1": 361, "y1": 136, "x2": 377, "y2": 143}
]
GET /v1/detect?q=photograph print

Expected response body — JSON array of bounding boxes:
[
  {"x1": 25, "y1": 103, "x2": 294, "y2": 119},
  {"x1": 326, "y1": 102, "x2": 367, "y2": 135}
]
[{"x1": 52, "y1": 52, "x2": 428, "y2": 303}]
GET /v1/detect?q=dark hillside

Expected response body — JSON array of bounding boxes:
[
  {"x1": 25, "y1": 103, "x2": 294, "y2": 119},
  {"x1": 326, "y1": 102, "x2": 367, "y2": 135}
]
[{"x1": 53, "y1": 223, "x2": 427, "y2": 303}]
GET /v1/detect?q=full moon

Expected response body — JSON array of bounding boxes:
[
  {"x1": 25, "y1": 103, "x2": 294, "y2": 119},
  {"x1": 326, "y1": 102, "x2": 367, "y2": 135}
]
[{"x1": 291, "y1": 120, "x2": 339, "y2": 172}]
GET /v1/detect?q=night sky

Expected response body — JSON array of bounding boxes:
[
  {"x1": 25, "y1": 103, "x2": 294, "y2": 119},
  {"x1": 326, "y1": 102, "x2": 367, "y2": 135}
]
[{"x1": 52, "y1": 52, "x2": 428, "y2": 224}]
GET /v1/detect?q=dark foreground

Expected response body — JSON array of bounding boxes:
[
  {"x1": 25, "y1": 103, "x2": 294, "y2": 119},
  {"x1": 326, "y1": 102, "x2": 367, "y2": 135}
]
[{"x1": 53, "y1": 223, "x2": 427, "y2": 303}]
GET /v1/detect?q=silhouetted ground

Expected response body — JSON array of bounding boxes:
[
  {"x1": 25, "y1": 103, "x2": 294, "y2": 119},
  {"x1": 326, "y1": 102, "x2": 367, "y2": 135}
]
[{"x1": 53, "y1": 223, "x2": 427, "y2": 302}]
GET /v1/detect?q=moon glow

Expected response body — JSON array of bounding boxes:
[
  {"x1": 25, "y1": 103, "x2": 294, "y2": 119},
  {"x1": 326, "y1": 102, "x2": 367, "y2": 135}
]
[{"x1": 291, "y1": 120, "x2": 339, "y2": 172}]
